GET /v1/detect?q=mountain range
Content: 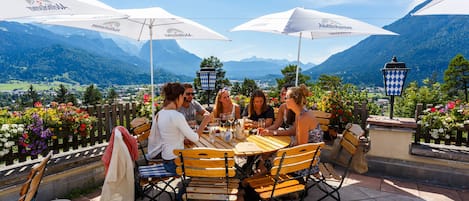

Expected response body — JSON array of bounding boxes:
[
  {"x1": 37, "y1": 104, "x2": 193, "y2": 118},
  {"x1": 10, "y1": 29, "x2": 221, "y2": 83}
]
[{"x1": 0, "y1": 2, "x2": 468, "y2": 87}]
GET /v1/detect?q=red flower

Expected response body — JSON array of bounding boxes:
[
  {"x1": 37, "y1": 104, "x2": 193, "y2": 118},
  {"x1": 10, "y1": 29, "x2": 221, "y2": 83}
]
[
  {"x1": 79, "y1": 123, "x2": 86, "y2": 131},
  {"x1": 143, "y1": 94, "x2": 150, "y2": 103},
  {"x1": 430, "y1": 107, "x2": 437, "y2": 112},
  {"x1": 34, "y1": 101, "x2": 42, "y2": 108}
]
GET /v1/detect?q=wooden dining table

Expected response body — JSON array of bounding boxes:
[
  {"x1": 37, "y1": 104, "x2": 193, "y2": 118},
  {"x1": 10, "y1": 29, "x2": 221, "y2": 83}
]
[
  {"x1": 184, "y1": 130, "x2": 291, "y2": 179},
  {"x1": 185, "y1": 132, "x2": 291, "y2": 156}
]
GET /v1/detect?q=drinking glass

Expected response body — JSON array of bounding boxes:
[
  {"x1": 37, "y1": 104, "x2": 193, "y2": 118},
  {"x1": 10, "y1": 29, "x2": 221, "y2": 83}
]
[
  {"x1": 227, "y1": 113, "x2": 235, "y2": 129},
  {"x1": 209, "y1": 127, "x2": 216, "y2": 143},
  {"x1": 220, "y1": 113, "x2": 228, "y2": 128},
  {"x1": 257, "y1": 118, "x2": 265, "y2": 135}
]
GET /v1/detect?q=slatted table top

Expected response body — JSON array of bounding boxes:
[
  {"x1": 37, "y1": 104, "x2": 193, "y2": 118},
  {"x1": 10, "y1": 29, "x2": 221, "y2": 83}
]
[{"x1": 185, "y1": 133, "x2": 291, "y2": 156}]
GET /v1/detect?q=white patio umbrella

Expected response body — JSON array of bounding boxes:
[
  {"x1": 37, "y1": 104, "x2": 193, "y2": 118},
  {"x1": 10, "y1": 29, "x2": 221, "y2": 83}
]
[
  {"x1": 0, "y1": 0, "x2": 124, "y2": 20},
  {"x1": 43, "y1": 7, "x2": 229, "y2": 116},
  {"x1": 413, "y1": 0, "x2": 469, "y2": 15},
  {"x1": 231, "y1": 7, "x2": 398, "y2": 86}
]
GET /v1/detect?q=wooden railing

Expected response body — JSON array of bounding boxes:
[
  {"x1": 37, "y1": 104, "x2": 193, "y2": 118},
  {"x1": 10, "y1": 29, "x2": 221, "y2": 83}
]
[
  {"x1": 414, "y1": 103, "x2": 469, "y2": 147},
  {"x1": 0, "y1": 101, "x2": 370, "y2": 167},
  {"x1": 0, "y1": 103, "x2": 140, "y2": 166}
]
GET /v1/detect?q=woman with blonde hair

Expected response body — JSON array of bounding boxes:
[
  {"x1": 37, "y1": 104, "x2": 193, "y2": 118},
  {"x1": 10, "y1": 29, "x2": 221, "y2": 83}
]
[
  {"x1": 285, "y1": 84, "x2": 323, "y2": 145},
  {"x1": 212, "y1": 88, "x2": 241, "y2": 120}
]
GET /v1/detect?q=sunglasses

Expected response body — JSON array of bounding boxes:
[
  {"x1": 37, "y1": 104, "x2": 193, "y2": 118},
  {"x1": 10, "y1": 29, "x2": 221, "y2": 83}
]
[{"x1": 185, "y1": 92, "x2": 196, "y2": 96}]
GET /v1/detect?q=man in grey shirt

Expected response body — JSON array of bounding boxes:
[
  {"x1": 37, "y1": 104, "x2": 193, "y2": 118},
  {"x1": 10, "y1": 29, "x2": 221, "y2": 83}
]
[{"x1": 178, "y1": 84, "x2": 211, "y2": 128}]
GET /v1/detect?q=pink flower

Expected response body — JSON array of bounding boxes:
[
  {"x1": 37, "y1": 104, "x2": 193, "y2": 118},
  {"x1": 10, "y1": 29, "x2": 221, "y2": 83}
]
[
  {"x1": 447, "y1": 101, "x2": 455, "y2": 110},
  {"x1": 143, "y1": 94, "x2": 150, "y2": 103}
]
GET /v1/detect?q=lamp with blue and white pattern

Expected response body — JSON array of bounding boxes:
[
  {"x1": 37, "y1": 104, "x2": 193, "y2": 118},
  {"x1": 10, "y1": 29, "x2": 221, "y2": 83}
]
[{"x1": 381, "y1": 56, "x2": 409, "y2": 119}]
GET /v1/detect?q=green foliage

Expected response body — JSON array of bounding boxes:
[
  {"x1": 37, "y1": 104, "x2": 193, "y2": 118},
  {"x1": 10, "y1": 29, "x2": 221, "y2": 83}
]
[
  {"x1": 106, "y1": 88, "x2": 118, "y2": 104},
  {"x1": 275, "y1": 64, "x2": 310, "y2": 89},
  {"x1": 26, "y1": 84, "x2": 40, "y2": 107},
  {"x1": 417, "y1": 101, "x2": 469, "y2": 140},
  {"x1": 231, "y1": 82, "x2": 242, "y2": 95},
  {"x1": 194, "y1": 56, "x2": 231, "y2": 105},
  {"x1": 394, "y1": 79, "x2": 445, "y2": 118},
  {"x1": 54, "y1": 84, "x2": 77, "y2": 105},
  {"x1": 83, "y1": 84, "x2": 102, "y2": 106},
  {"x1": 442, "y1": 54, "x2": 469, "y2": 101},
  {"x1": 312, "y1": 75, "x2": 378, "y2": 130},
  {"x1": 240, "y1": 78, "x2": 259, "y2": 96}
]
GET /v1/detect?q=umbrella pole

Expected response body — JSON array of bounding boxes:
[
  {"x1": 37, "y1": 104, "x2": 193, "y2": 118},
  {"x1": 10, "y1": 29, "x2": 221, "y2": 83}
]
[
  {"x1": 295, "y1": 32, "x2": 302, "y2": 87},
  {"x1": 150, "y1": 25, "x2": 155, "y2": 119}
]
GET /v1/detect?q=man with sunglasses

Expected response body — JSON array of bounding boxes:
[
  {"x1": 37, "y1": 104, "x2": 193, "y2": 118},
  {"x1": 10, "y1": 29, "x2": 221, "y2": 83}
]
[{"x1": 178, "y1": 84, "x2": 211, "y2": 129}]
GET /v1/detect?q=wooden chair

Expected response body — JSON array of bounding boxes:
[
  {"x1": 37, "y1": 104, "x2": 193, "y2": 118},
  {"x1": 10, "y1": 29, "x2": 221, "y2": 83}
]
[
  {"x1": 174, "y1": 148, "x2": 239, "y2": 201},
  {"x1": 311, "y1": 110, "x2": 332, "y2": 133},
  {"x1": 18, "y1": 151, "x2": 53, "y2": 201},
  {"x1": 313, "y1": 129, "x2": 360, "y2": 201},
  {"x1": 131, "y1": 122, "x2": 177, "y2": 201},
  {"x1": 130, "y1": 118, "x2": 161, "y2": 165},
  {"x1": 312, "y1": 110, "x2": 336, "y2": 141},
  {"x1": 244, "y1": 142, "x2": 325, "y2": 201}
]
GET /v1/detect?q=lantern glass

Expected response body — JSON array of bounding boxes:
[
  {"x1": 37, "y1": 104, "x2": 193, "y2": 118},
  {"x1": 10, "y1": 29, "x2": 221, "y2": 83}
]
[{"x1": 382, "y1": 68, "x2": 408, "y2": 96}]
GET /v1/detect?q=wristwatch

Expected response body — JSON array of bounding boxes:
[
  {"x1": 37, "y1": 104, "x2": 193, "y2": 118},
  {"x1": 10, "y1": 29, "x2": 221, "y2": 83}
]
[{"x1": 273, "y1": 130, "x2": 278, "y2": 136}]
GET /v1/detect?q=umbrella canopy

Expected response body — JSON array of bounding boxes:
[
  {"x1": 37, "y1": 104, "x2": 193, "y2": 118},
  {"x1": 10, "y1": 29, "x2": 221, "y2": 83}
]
[
  {"x1": 231, "y1": 7, "x2": 398, "y2": 86},
  {"x1": 42, "y1": 7, "x2": 229, "y2": 116},
  {"x1": 0, "y1": 0, "x2": 123, "y2": 20},
  {"x1": 413, "y1": 0, "x2": 469, "y2": 16}
]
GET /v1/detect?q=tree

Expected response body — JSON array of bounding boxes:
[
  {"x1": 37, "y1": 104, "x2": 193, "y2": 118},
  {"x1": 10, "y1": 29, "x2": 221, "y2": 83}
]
[
  {"x1": 240, "y1": 78, "x2": 259, "y2": 96},
  {"x1": 394, "y1": 79, "x2": 444, "y2": 118},
  {"x1": 54, "y1": 84, "x2": 69, "y2": 104},
  {"x1": 194, "y1": 56, "x2": 231, "y2": 105},
  {"x1": 231, "y1": 82, "x2": 241, "y2": 95},
  {"x1": 66, "y1": 93, "x2": 78, "y2": 106},
  {"x1": 83, "y1": 84, "x2": 102, "y2": 106},
  {"x1": 25, "y1": 84, "x2": 40, "y2": 107},
  {"x1": 107, "y1": 88, "x2": 118, "y2": 104},
  {"x1": 275, "y1": 64, "x2": 310, "y2": 89},
  {"x1": 318, "y1": 74, "x2": 342, "y2": 91},
  {"x1": 442, "y1": 54, "x2": 469, "y2": 102}
]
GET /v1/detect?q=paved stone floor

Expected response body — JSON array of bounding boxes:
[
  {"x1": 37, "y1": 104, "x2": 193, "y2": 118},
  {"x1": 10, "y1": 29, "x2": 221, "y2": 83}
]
[{"x1": 71, "y1": 171, "x2": 468, "y2": 201}]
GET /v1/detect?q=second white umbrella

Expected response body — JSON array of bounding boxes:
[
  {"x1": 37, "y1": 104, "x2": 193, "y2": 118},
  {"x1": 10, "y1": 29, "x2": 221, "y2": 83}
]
[
  {"x1": 413, "y1": 0, "x2": 469, "y2": 16},
  {"x1": 231, "y1": 7, "x2": 398, "y2": 86}
]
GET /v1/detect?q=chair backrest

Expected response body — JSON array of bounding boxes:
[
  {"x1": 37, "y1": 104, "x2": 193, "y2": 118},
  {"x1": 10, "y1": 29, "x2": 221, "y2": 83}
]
[
  {"x1": 271, "y1": 142, "x2": 325, "y2": 176},
  {"x1": 18, "y1": 151, "x2": 53, "y2": 201},
  {"x1": 312, "y1": 110, "x2": 331, "y2": 133},
  {"x1": 174, "y1": 148, "x2": 236, "y2": 178},
  {"x1": 130, "y1": 118, "x2": 152, "y2": 164}
]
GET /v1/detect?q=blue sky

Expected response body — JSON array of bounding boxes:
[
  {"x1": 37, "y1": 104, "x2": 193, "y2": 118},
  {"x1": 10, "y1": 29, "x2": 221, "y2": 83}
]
[{"x1": 100, "y1": 0, "x2": 425, "y2": 64}]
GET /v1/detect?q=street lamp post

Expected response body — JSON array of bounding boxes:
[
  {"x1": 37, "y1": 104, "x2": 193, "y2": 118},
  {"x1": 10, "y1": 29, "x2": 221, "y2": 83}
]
[
  {"x1": 381, "y1": 56, "x2": 409, "y2": 119},
  {"x1": 199, "y1": 67, "x2": 217, "y2": 107}
]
